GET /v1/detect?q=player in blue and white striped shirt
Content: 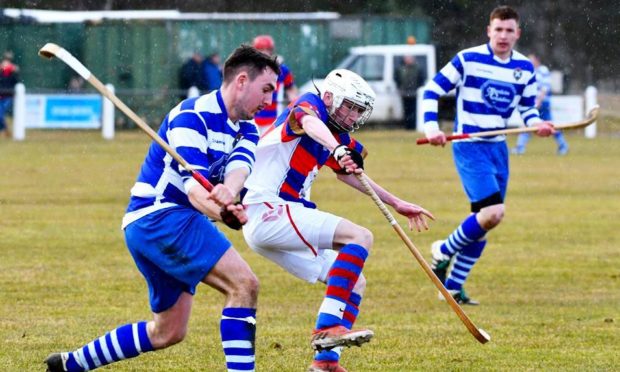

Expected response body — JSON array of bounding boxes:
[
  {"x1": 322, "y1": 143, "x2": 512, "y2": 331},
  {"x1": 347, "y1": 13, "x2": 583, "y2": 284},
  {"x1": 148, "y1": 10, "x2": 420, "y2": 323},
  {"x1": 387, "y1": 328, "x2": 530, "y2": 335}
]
[
  {"x1": 421, "y1": 6, "x2": 556, "y2": 305},
  {"x1": 45, "y1": 45, "x2": 279, "y2": 372},
  {"x1": 513, "y1": 53, "x2": 569, "y2": 155}
]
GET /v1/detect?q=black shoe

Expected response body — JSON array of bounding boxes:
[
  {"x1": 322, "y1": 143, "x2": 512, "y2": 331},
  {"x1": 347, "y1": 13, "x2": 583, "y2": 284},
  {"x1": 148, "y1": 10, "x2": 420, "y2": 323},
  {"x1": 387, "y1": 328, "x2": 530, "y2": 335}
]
[
  {"x1": 44, "y1": 353, "x2": 66, "y2": 372},
  {"x1": 447, "y1": 288, "x2": 480, "y2": 306}
]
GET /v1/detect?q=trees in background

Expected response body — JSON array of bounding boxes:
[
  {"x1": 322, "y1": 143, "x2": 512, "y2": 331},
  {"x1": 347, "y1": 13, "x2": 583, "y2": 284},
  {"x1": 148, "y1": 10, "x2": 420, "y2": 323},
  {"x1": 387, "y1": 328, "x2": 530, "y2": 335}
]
[{"x1": 3, "y1": 0, "x2": 618, "y2": 91}]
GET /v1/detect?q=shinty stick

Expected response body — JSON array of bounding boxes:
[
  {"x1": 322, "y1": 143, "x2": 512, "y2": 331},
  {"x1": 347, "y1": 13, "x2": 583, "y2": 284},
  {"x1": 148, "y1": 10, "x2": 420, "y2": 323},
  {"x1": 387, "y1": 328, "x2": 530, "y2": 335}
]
[
  {"x1": 38, "y1": 42, "x2": 214, "y2": 192},
  {"x1": 416, "y1": 105, "x2": 599, "y2": 145},
  {"x1": 355, "y1": 173, "x2": 491, "y2": 344}
]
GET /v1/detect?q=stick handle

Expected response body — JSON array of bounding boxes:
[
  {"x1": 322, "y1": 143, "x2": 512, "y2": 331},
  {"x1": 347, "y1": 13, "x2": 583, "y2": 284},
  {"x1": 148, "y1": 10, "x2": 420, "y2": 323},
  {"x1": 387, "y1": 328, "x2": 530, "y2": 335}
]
[
  {"x1": 416, "y1": 134, "x2": 469, "y2": 145},
  {"x1": 356, "y1": 173, "x2": 397, "y2": 226},
  {"x1": 355, "y1": 173, "x2": 490, "y2": 344},
  {"x1": 88, "y1": 71, "x2": 213, "y2": 191},
  {"x1": 416, "y1": 106, "x2": 599, "y2": 146},
  {"x1": 39, "y1": 43, "x2": 215, "y2": 192}
]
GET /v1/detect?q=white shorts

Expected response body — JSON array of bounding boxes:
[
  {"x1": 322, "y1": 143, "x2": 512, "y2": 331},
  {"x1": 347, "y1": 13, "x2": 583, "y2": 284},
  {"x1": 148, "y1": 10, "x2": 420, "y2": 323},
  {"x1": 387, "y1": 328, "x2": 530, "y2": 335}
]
[{"x1": 242, "y1": 202, "x2": 343, "y2": 283}]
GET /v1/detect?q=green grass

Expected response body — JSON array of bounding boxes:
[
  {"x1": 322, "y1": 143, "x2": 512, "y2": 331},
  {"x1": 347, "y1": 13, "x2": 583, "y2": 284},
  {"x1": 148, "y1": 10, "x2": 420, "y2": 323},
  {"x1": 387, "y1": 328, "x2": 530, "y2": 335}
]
[{"x1": 1, "y1": 129, "x2": 619, "y2": 371}]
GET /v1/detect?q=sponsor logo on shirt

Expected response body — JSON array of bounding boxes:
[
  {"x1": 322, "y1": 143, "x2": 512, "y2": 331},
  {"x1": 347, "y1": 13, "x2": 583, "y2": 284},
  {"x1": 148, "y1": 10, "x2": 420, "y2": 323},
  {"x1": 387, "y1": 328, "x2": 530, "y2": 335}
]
[{"x1": 480, "y1": 80, "x2": 516, "y2": 113}]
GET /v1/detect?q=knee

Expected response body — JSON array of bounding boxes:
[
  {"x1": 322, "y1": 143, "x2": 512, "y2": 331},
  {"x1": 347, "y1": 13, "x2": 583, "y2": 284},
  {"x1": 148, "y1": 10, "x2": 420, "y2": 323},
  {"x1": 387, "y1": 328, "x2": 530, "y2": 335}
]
[
  {"x1": 479, "y1": 205, "x2": 505, "y2": 229},
  {"x1": 150, "y1": 322, "x2": 188, "y2": 349},
  {"x1": 231, "y1": 271, "x2": 260, "y2": 302},
  {"x1": 352, "y1": 226, "x2": 374, "y2": 250}
]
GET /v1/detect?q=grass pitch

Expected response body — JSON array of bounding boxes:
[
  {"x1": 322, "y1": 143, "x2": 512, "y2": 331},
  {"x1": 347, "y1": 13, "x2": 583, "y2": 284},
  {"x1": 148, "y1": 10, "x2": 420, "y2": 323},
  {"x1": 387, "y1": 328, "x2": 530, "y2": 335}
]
[{"x1": 1, "y1": 129, "x2": 618, "y2": 371}]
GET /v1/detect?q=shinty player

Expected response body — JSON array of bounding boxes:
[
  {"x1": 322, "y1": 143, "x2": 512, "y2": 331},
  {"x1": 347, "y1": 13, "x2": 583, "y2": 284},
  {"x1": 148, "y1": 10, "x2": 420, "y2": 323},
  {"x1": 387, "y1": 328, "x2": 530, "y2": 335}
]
[
  {"x1": 241, "y1": 69, "x2": 434, "y2": 372},
  {"x1": 421, "y1": 6, "x2": 555, "y2": 305},
  {"x1": 44, "y1": 46, "x2": 279, "y2": 372}
]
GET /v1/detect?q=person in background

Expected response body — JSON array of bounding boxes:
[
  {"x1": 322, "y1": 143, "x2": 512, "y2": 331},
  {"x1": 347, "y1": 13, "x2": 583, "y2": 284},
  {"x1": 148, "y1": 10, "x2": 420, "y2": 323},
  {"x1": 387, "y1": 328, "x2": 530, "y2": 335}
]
[
  {"x1": 67, "y1": 75, "x2": 85, "y2": 93},
  {"x1": 179, "y1": 51, "x2": 206, "y2": 99},
  {"x1": 203, "y1": 51, "x2": 223, "y2": 92},
  {"x1": 512, "y1": 53, "x2": 569, "y2": 155},
  {"x1": 252, "y1": 34, "x2": 299, "y2": 135},
  {"x1": 421, "y1": 6, "x2": 555, "y2": 305},
  {"x1": 396, "y1": 55, "x2": 424, "y2": 130},
  {"x1": 0, "y1": 50, "x2": 19, "y2": 138}
]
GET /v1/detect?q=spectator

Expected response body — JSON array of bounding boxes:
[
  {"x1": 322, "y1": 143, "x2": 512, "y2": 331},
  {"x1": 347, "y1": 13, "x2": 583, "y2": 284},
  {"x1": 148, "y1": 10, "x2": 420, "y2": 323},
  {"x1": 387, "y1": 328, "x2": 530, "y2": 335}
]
[
  {"x1": 202, "y1": 51, "x2": 223, "y2": 92},
  {"x1": 0, "y1": 50, "x2": 19, "y2": 138},
  {"x1": 396, "y1": 55, "x2": 424, "y2": 130},
  {"x1": 252, "y1": 34, "x2": 298, "y2": 135},
  {"x1": 178, "y1": 51, "x2": 205, "y2": 99},
  {"x1": 67, "y1": 75, "x2": 85, "y2": 93}
]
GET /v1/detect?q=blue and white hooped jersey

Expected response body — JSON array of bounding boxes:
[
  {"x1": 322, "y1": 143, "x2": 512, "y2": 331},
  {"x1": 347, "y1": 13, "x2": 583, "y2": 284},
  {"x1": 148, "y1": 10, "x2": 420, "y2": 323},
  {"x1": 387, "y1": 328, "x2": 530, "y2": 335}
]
[
  {"x1": 422, "y1": 43, "x2": 542, "y2": 142},
  {"x1": 122, "y1": 90, "x2": 259, "y2": 228},
  {"x1": 536, "y1": 64, "x2": 552, "y2": 105}
]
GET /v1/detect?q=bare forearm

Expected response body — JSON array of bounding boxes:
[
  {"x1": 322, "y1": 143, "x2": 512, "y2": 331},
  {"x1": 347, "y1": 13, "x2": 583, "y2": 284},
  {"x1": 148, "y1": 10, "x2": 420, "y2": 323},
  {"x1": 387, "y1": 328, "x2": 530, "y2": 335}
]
[
  {"x1": 188, "y1": 186, "x2": 222, "y2": 220},
  {"x1": 188, "y1": 168, "x2": 249, "y2": 220},
  {"x1": 302, "y1": 115, "x2": 340, "y2": 151},
  {"x1": 224, "y1": 167, "x2": 250, "y2": 196},
  {"x1": 337, "y1": 173, "x2": 399, "y2": 207}
]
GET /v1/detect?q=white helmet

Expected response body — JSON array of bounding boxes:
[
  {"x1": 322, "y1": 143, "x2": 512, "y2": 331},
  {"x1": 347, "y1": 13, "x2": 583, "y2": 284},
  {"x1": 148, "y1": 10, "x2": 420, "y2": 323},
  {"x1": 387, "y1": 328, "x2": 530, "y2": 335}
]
[{"x1": 322, "y1": 69, "x2": 375, "y2": 132}]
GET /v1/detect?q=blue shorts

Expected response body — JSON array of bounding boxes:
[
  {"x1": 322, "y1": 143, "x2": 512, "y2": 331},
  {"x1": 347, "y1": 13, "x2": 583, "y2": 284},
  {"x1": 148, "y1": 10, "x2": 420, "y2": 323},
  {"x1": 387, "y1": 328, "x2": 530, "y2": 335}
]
[
  {"x1": 452, "y1": 141, "x2": 509, "y2": 204},
  {"x1": 124, "y1": 206, "x2": 231, "y2": 313}
]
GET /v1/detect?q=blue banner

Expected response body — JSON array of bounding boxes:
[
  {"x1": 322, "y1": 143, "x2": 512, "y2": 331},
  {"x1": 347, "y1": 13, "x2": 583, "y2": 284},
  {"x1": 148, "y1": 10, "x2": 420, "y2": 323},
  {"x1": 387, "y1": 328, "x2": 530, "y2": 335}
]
[{"x1": 26, "y1": 94, "x2": 102, "y2": 129}]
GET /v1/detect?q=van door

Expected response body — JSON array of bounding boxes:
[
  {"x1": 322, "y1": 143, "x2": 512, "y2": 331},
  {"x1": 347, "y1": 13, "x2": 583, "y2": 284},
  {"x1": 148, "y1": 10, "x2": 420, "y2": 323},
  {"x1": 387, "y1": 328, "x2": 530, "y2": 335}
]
[{"x1": 342, "y1": 54, "x2": 390, "y2": 122}]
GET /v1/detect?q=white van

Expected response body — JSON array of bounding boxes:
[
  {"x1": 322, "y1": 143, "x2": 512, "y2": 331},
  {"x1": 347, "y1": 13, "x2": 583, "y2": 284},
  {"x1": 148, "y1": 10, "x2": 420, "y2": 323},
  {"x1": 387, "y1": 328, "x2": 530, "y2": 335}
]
[{"x1": 299, "y1": 44, "x2": 437, "y2": 124}]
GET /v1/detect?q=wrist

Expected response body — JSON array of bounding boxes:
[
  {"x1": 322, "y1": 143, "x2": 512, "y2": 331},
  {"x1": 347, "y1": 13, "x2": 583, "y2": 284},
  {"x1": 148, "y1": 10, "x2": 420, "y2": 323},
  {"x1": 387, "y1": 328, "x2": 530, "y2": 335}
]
[{"x1": 332, "y1": 144, "x2": 348, "y2": 161}]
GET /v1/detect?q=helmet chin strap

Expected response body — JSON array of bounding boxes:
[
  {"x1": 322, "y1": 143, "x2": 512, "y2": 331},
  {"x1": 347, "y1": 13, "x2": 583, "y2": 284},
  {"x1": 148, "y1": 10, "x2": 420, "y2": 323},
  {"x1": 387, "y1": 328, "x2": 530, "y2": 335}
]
[{"x1": 327, "y1": 117, "x2": 348, "y2": 133}]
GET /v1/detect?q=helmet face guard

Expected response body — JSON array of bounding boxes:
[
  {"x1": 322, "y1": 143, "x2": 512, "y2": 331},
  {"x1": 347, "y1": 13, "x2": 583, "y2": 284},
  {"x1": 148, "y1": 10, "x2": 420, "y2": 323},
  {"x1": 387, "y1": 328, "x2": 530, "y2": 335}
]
[
  {"x1": 323, "y1": 69, "x2": 375, "y2": 133},
  {"x1": 330, "y1": 99, "x2": 372, "y2": 132}
]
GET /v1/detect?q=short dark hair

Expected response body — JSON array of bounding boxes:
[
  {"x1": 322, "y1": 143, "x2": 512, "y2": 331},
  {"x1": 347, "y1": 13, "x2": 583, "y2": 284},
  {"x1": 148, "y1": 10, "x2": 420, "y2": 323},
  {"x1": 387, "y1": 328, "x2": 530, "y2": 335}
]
[
  {"x1": 490, "y1": 5, "x2": 520, "y2": 24},
  {"x1": 222, "y1": 45, "x2": 280, "y2": 83}
]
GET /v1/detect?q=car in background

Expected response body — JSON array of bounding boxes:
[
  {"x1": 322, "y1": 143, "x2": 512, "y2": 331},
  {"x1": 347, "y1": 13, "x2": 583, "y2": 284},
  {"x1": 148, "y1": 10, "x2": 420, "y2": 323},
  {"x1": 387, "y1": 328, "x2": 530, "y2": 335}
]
[{"x1": 299, "y1": 44, "x2": 437, "y2": 126}]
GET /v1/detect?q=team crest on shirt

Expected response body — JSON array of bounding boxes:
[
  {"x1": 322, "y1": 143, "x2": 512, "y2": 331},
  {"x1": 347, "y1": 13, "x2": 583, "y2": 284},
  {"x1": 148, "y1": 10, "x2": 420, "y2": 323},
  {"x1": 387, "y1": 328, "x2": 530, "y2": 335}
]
[
  {"x1": 513, "y1": 68, "x2": 523, "y2": 81},
  {"x1": 480, "y1": 80, "x2": 517, "y2": 113}
]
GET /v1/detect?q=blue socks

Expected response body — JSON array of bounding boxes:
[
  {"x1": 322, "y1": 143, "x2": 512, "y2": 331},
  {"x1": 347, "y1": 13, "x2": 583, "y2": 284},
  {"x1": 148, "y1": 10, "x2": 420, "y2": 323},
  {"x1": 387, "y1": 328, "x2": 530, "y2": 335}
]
[
  {"x1": 445, "y1": 240, "x2": 487, "y2": 291},
  {"x1": 64, "y1": 321, "x2": 153, "y2": 371},
  {"x1": 220, "y1": 307, "x2": 257, "y2": 372},
  {"x1": 441, "y1": 214, "x2": 486, "y2": 256},
  {"x1": 440, "y1": 214, "x2": 487, "y2": 290}
]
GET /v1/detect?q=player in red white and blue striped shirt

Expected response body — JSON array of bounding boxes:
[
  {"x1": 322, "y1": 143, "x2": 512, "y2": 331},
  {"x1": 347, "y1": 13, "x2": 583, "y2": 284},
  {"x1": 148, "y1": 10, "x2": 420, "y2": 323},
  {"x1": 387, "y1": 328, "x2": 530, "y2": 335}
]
[{"x1": 243, "y1": 69, "x2": 433, "y2": 372}]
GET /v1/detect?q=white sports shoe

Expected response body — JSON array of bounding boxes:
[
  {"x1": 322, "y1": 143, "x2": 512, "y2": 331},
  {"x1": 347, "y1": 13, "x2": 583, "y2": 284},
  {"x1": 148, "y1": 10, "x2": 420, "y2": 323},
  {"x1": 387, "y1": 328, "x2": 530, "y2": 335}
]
[{"x1": 430, "y1": 240, "x2": 451, "y2": 283}]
